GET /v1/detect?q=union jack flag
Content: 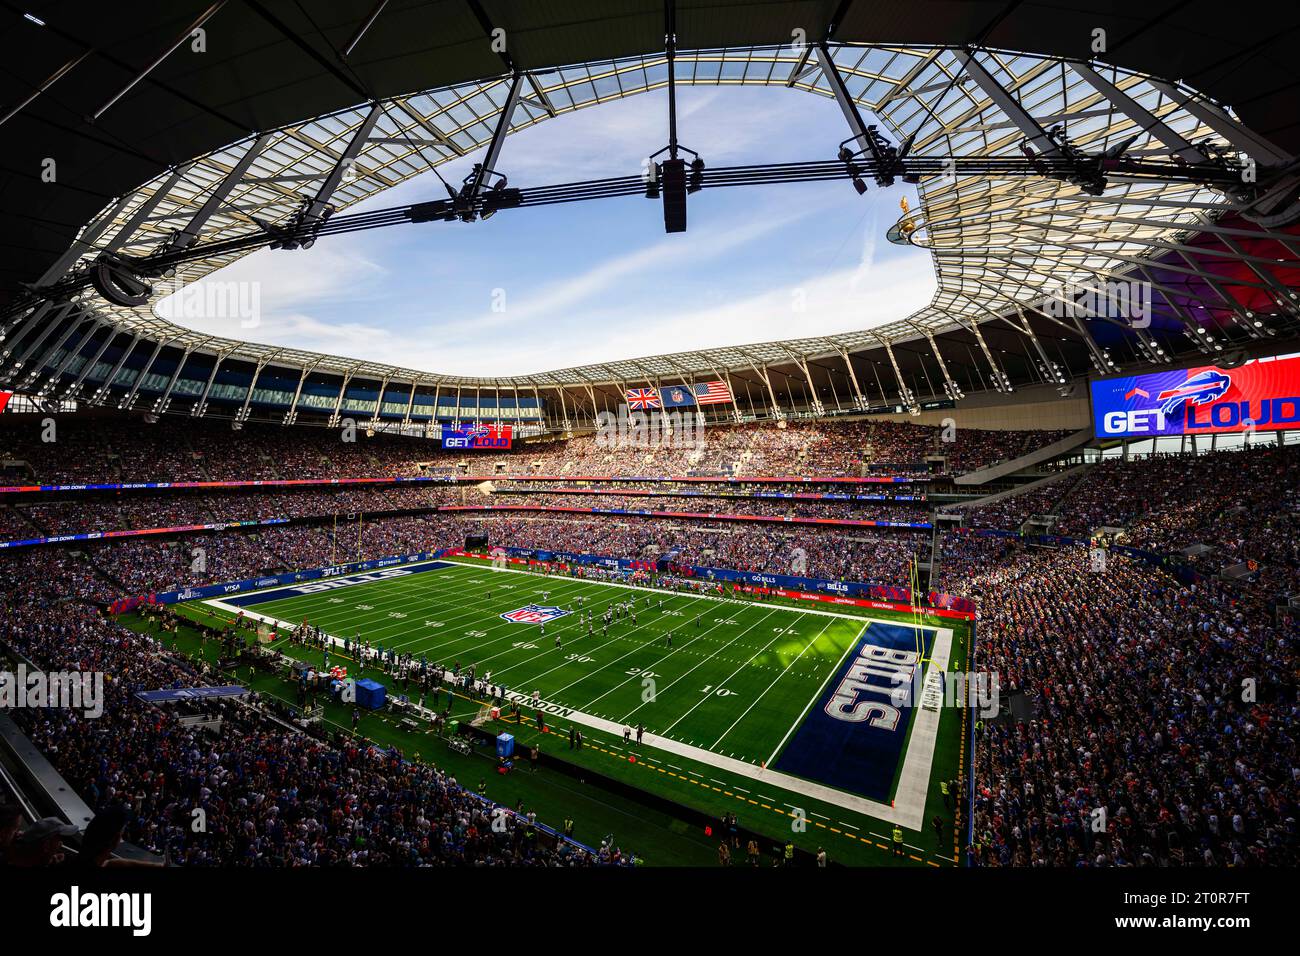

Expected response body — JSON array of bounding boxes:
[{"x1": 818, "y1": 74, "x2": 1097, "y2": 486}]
[{"x1": 625, "y1": 387, "x2": 662, "y2": 410}]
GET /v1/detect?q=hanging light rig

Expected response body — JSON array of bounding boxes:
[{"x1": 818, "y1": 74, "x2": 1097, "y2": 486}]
[
  {"x1": 23, "y1": 38, "x2": 1286, "y2": 315},
  {"x1": 643, "y1": 0, "x2": 705, "y2": 233}
]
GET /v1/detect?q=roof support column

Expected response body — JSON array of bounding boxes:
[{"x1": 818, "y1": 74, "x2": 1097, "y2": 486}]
[
  {"x1": 192, "y1": 352, "x2": 228, "y2": 417},
  {"x1": 923, "y1": 333, "x2": 964, "y2": 401},
  {"x1": 814, "y1": 42, "x2": 874, "y2": 161},
  {"x1": 237, "y1": 358, "x2": 271, "y2": 422},
  {"x1": 152, "y1": 346, "x2": 194, "y2": 414},
  {"x1": 556, "y1": 386, "x2": 571, "y2": 431},
  {"x1": 953, "y1": 49, "x2": 1063, "y2": 158},
  {"x1": 165, "y1": 132, "x2": 273, "y2": 253},
  {"x1": 838, "y1": 349, "x2": 867, "y2": 410},
  {"x1": 748, "y1": 363, "x2": 783, "y2": 420},
  {"x1": 460, "y1": 72, "x2": 525, "y2": 218},
  {"x1": 5, "y1": 301, "x2": 75, "y2": 382},
  {"x1": 66, "y1": 324, "x2": 118, "y2": 398},
  {"x1": 1145, "y1": 78, "x2": 1291, "y2": 165},
  {"x1": 372, "y1": 376, "x2": 390, "y2": 428},
  {"x1": 428, "y1": 383, "x2": 442, "y2": 436},
  {"x1": 302, "y1": 103, "x2": 384, "y2": 228},
  {"x1": 284, "y1": 365, "x2": 315, "y2": 425},
  {"x1": 880, "y1": 340, "x2": 917, "y2": 410},
  {"x1": 1, "y1": 301, "x2": 55, "y2": 358},
  {"x1": 104, "y1": 163, "x2": 196, "y2": 254},
  {"x1": 93, "y1": 332, "x2": 142, "y2": 405},
  {"x1": 36, "y1": 191, "x2": 137, "y2": 288},
  {"x1": 1067, "y1": 62, "x2": 1204, "y2": 163},
  {"x1": 37, "y1": 316, "x2": 102, "y2": 396},
  {"x1": 792, "y1": 355, "x2": 824, "y2": 416},
  {"x1": 329, "y1": 372, "x2": 356, "y2": 427},
  {"x1": 402, "y1": 381, "x2": 419, "y2": 428},
  {"x1": 530, "y1": 384, "x2": 543, "y2": 432}
]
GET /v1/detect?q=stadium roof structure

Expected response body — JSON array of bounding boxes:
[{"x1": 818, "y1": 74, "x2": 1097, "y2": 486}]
[{"x1": 2, "y1": 1, "x2": 1300, "y2": 427}]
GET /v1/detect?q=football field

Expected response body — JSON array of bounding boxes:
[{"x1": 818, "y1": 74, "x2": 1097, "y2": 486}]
[{"x1": 199, "y1": 557, "x2": 957, "y2": 829}]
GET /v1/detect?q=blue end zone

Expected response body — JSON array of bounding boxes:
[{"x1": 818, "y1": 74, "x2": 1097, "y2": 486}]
[
  {"x1": 773, "y1": 621, "x2": 936, "y2": 802},
  {"x1": 218, "y1": 560, "x2": 455, "y2": 609}
]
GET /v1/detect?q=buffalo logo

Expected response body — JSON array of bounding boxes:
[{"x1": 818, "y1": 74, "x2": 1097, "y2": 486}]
[
  {"x1": 500, "y1": 604, "x2": 571, "y2": 625},
  {"x1": 1156, "y1": 369, "x2": 1231, "y2": 417}
]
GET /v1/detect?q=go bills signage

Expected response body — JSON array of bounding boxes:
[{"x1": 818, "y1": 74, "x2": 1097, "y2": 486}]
[{"x1": 1091, "y1": 355, "x2": 1300, "y2": 438}]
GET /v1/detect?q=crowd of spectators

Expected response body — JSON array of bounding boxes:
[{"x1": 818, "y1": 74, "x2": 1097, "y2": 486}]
[
  {"x1": 944, "y1": 443, "x2": 1298, "y2": 597},
  {"x1": 483, "y1": 489, "x2": 931, "y2": 523},
  {"x1": 0, "y1": 598, "x2": 622, "y2": 866},
  {"x1": 7, "y1": 485, "x2": 461, "y2": 537},
  {"x1": 0, "y1": 415, "x2": 1071, "y2": 484},
  {"x1": 471, "y1": 514, "x2": 925, "y2": 585},
  {"x1": 944, "y1": 479, "x2": 1079, "y2": 531},
  {"x1": 4, "y1": 410, "x2": 1298, "y2": 871},
  {"x1": 942, "y1": 427, "x2": 1071, "y2": 473},
  {"x1": 962, "y1": 543, "x2": 1298, "y2": 866}
]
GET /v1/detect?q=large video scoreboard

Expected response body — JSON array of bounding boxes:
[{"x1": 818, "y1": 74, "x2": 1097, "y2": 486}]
[
  {"x1": 440, "y1": 424, "x2": 513, "y2": 449},
  {"x1": 1090, "y1": 354, "x2": 1300, "y2": 438}
]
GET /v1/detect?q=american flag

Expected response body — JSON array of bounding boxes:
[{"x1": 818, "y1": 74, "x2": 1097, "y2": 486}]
[
  {"x1": 624, "y1": 387, "x2": 661, "y2": 410},
  {"x1": 693, "y1": 380, "x2": 733, "y2": 405}
]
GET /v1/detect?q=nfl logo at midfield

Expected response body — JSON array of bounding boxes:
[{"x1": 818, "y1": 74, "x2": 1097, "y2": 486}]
[{"x1": 500, "y1": 604, "x2": 571, "y2": 625}]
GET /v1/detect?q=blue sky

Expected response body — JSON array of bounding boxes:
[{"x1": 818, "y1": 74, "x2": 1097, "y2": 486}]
[{"x1": 170, "y1": 85, "x2": 936, "y2": 377}]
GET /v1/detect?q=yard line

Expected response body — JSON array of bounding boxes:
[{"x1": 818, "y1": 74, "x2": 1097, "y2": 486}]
[
  {"x1": 226, "y1": 562, "x2": 536, "y2": 637},
  {"x1": 397, "y1": 577, "x2": 615, "y2": 662},
  {"x1": 211, "y1": 565, "x2": 598, "y2": 668},
  {"x1": 708, "y1": 617, "x2": 836, "y2": 750},
  {"x1": 764, "y1": 621, "x2": 871, "y2": 767},
  {"x1": 617, "y1": 608, "x2": 781, "y2": 724},
  {"x1": 473, "y1": 595, "x2": 702, "y2": 680},
  {"x1": 309, "y1": 575, "x2": 532, "y2": 637},
  {"x1": 660, "y1": 613, "x2": 799, "y2": 734},
  {"x1": 439, "y1": 556, "x2": 877, "y2": 621},
  {"x1": 566, "y1": 612, "x2": 746, "y2": 707},
  {"x1": 310, "y1": 568, "x2": 598, "y2": 657},
  {"x1": 239, "y1": 583, "x2": 548, "y2": 663}
]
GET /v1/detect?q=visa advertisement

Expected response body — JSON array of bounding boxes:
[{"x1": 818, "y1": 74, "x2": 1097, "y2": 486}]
[
  {"x1": 1091, "y1": 355, "x2": 1300, "y2": 438},
  {"x1": 441, "y1": 423, "x2": 513, "y2": 450}
]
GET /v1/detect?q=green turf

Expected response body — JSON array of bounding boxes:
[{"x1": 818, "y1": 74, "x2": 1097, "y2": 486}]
[
  {"x1": 219, "y1": 561, "x2": 889, "y2": 767},
  {"x1": 121, "y1": 614, "x2": 719, "y2": 866},
  {"x1": 178, "y1": 557, "x2": 969, "y2": 866}
]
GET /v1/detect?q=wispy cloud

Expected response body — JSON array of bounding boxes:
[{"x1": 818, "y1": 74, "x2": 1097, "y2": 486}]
[{"x1": 166, "y1": 86, "x2": 937, "y2": 377}]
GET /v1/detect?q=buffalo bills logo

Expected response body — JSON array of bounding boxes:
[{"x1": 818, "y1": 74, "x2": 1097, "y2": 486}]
[
  {"x1": 500, "y1": 604, "x2": 571, "y2": 625},
  {"x1": 1156, "y1": 370, "x2": 1231, "y2": 417}
]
